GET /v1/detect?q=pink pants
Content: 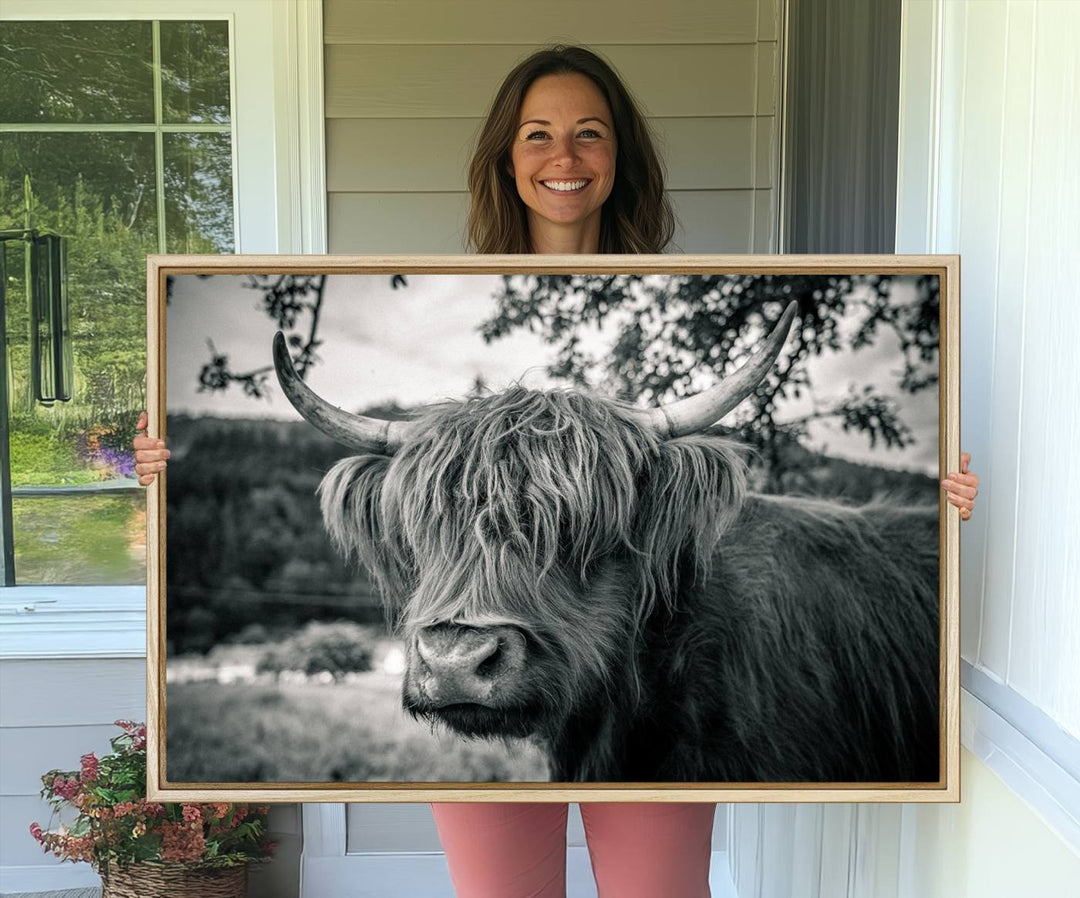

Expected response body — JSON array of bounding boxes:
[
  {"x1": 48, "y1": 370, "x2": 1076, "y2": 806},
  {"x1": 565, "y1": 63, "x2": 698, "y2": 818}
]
[{"x1": 431, "y1": 802, "x2": 716, "y2": 898}]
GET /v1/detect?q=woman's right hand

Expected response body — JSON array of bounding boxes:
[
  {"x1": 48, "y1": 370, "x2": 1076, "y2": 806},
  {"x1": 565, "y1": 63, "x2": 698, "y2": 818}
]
[{"x1": 133, "y1": 411, "x2": 170, "y2": 486}]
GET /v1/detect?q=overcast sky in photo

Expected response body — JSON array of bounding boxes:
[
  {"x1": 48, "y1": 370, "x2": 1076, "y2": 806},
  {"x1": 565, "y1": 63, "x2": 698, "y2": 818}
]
[{"x1": 167, "y1": 273, "x2": 939, "y2": 475}]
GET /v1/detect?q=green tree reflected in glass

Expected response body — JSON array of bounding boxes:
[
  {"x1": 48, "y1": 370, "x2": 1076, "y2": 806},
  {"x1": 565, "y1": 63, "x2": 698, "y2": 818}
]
[
  {"x1": 165, "y1": 133, "x2": 234, "y2": 253},
  {"x1": 160, "y1": 21, "x2": 231, "y2": 124},
  {"x1": 0, "y1": 22, "x2": 154, "y2": 124}
]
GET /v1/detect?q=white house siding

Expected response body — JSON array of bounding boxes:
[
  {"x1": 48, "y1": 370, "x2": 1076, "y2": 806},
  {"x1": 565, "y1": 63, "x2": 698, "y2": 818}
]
[
  {"x1": 0, "y1": 658, "x2": 145, "y2": 892},
  {"x1": 324, "y1": 0, "x2": 782, "y2": 254}
]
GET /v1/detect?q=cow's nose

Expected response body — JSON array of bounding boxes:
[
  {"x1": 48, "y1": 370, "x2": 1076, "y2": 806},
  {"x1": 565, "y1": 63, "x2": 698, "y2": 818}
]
[{"x1": 414, "y1": 623, "x2": 525, "y2": 706}]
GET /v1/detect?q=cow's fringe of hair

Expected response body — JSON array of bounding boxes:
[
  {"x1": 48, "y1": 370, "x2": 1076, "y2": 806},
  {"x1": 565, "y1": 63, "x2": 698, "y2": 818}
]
[{"x1": 318, "y1": 387, "x2": 748, "y2": 703}]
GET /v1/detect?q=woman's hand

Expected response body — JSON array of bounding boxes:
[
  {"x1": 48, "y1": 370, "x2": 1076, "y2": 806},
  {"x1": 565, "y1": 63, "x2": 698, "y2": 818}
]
[
  {"x1": 941, "y1": 452, "x2": 979, "y2": 521},
  {"x1": 133, "y1": 411, "x2": 170, "y2": 486}
]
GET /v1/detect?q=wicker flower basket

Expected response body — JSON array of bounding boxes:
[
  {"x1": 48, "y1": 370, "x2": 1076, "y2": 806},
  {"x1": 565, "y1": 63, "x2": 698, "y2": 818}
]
[{"x1": 100, "y1": 862, "x2": 247, "y2": 898}]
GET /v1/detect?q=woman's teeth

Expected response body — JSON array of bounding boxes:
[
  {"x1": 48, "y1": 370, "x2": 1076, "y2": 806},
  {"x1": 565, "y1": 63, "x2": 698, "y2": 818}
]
[{"x1": 542, "y1": 180, "x2": 589, "y2": 192}]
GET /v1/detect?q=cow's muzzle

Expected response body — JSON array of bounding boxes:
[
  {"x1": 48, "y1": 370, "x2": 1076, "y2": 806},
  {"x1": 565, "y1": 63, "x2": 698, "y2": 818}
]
[{"x1": 410, "y1": 622, "x2": 528, "y2": 707}]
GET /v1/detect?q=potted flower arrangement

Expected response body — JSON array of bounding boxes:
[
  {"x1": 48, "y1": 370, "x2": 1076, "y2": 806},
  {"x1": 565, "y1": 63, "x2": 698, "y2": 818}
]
[{"x1": 31, "y1": 720, "x2": 274, "y2": 897}]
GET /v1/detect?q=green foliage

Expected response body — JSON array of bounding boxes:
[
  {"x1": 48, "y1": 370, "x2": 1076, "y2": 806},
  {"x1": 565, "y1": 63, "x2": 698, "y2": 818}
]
[
  {"x1": 13, "y1": 493, "x2": 145, "y2": 585},
  {"x1": 257, "y1": 621, "x2": 376, "y2": 679},
  {"x1": 8, "y1": 430, "x2": 88, "y2": 485},
  {"x1": 2, "y1": 165, "x2": 150, "y2": 425},
  {"x1": 3, "y1": 22, "x2": 233, "y2": 485}
]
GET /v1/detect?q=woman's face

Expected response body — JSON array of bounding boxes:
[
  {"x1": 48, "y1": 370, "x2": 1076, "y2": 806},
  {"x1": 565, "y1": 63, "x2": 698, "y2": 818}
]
[{"x1": 509, "y1": 73, "x2": 617, "y2": 243}]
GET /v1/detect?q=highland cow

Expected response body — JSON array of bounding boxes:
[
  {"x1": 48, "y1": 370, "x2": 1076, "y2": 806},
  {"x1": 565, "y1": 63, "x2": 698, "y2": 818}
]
[{"x1": 272, "y1": 302, "x2": 940, "y2": 784}]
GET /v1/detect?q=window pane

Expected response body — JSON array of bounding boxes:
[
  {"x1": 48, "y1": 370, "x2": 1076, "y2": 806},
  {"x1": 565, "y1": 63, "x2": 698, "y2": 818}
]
[
  {"x1": 0, "y1": 132, "x2": 159, "y2": 239},
  {"x1": 160, "y1": 21, "x2": 232, "y2": 124},
  {"x1": 12, "y1": 493, "x2": 146, "y2": 585},
  {"x1": 0, "y1": 21, "x2": 154, "y2": 124},
  {"x1": 164, "y1": 133, "x2": 235, "y2": 252},
  {"x1": 2, "y1": 131, "x2": 154, "y2": 501}
]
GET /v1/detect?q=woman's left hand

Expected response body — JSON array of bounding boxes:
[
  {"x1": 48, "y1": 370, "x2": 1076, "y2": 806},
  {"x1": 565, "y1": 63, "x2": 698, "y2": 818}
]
[{"x1": 941, "y1": 452, "x2": 979, "y2": 522}]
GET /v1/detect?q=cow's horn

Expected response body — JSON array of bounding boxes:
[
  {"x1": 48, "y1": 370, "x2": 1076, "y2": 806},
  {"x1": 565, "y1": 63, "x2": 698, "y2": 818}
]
[
  {"x1": 634, "y1": 300, "x2": 798, "y2": 437},
  {"x1": 272, "y1": 331, "x2": 413, "y2": 454}
]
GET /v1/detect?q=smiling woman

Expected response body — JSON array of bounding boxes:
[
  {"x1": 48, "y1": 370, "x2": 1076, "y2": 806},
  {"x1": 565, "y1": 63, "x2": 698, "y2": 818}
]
[{"x1": 465, "y1": 45, "x2": 675, "y2": 255}]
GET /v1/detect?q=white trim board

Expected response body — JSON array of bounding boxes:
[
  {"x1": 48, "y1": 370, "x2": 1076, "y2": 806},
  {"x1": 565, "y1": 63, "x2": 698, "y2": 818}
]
[
  {"x1": 0, "y1": 587, "x2": 145, "y2": 660},
  {"x1": 961, "y1": 686, "x2": 1080, "y2": 854}
]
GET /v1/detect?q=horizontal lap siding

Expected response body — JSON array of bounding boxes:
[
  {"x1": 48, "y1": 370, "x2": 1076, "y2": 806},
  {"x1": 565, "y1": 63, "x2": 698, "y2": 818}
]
[
  {"x1": 327, "y1": 117, "x2": 770, "y2": 192},
  {"x1": 324, "y1": 0, "x2": 761, "y2": 45},
  {"x1": 326, "y1": 44, "x2": 760, "y2": 118},
  {"x1": 0, "y1": 658, "x2": 145, "y2": 868},
  {"x1": 324, "y1": 0, "x2": 780, "y2": 254}
]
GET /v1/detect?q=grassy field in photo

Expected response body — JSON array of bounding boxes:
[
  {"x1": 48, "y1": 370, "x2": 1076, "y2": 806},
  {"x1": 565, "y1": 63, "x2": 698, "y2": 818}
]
[{"x1": 166, "y1": 662, "x2": 549, "y2": 784}]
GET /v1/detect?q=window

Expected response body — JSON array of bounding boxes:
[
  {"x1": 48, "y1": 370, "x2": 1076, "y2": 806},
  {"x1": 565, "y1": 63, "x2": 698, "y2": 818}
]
[{"x1": 1, "y1": 18, "x2": 235, "y2": 585}]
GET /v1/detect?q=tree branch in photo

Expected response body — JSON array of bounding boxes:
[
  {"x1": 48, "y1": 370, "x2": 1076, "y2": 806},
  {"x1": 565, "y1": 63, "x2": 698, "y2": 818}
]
[
  {"x1": 195, "y1": 274, "x2": 408, "y2": 397},
  {"x1": 481, "y1": 273, "x2": 938, "y2": 489}
]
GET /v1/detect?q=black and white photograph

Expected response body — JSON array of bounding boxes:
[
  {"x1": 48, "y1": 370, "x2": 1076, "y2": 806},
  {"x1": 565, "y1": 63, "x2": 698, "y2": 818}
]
[{"x1": 152, "y1": 256, "x2": 957, "y2": 799}]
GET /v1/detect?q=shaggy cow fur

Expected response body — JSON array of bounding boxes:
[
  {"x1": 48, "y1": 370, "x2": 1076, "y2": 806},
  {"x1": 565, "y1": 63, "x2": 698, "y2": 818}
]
[{"x1": 318, "y1": 386, "x2": 940, "y2": 783}]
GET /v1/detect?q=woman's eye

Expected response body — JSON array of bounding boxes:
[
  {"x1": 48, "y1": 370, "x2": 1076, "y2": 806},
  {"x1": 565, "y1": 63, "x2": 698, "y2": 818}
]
[
  {"x1": 579, "y1": 129, "x2": 602, "y2": 138},
  {"x1": 525, "y1": 130, "x2": 550, "y2": 140}
]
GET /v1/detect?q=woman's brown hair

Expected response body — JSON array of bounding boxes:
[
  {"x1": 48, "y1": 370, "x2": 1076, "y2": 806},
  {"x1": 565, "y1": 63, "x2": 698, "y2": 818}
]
[{"x1": 466, "y1": 46, "x2": 676, "y2": 254}]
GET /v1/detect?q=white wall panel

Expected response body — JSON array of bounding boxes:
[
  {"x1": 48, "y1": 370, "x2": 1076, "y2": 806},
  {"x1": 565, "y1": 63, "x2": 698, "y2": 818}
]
[
  {"x1": 978, "y1": 1, "x2": 1036, "y2": 685},
  {"x1": 900, "y1": 0, "x2": 1080, "y2": 737},
  {"x1": 954, "y1": 1, "x2": 1011, "y2": 671},
  {"x1": 1004, "y1": 2, "x2": 1080, "y2": 730}
]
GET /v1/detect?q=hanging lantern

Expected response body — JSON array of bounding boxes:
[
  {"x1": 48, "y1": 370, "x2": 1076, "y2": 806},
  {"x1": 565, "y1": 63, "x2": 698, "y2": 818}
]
[{"x1": 29, "y1": 233, "x2": 73, "y2": 405}]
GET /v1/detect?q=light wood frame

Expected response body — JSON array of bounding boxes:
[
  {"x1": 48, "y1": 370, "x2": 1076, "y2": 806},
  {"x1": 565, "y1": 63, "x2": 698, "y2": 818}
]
[{"x1": 146, "y1": 253, "x2": 960, "y2": 803}]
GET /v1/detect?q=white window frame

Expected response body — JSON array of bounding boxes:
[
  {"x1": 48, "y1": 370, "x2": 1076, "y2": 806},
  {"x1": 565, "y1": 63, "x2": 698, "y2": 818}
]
[{"x1": 0, "y1": 0, "x2": 325, "y2": 660}]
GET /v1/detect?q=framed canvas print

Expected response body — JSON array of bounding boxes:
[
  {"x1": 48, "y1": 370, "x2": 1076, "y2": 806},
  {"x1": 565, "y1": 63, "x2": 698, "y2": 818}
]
[{"x1": 146, "y1": 254, "x2": 960, "y2": 803}]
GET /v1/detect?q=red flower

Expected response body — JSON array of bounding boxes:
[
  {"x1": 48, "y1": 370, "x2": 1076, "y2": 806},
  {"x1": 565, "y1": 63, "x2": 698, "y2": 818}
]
[
  {"x1": 80, "y1": 753, "x2": 99, "y2": 782},
  {"x1": 30, "y1": 822, "x2": 44, "y2": 842},
  {"x1": 52, "y1": 777, "x2": 80, "y2": 801},
  {"x1": 181, "y1": 805, "x2": 202, "y2": 824},
  {"x1": 160, "y1": 821, "x2": 206, "y2": 863}
]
